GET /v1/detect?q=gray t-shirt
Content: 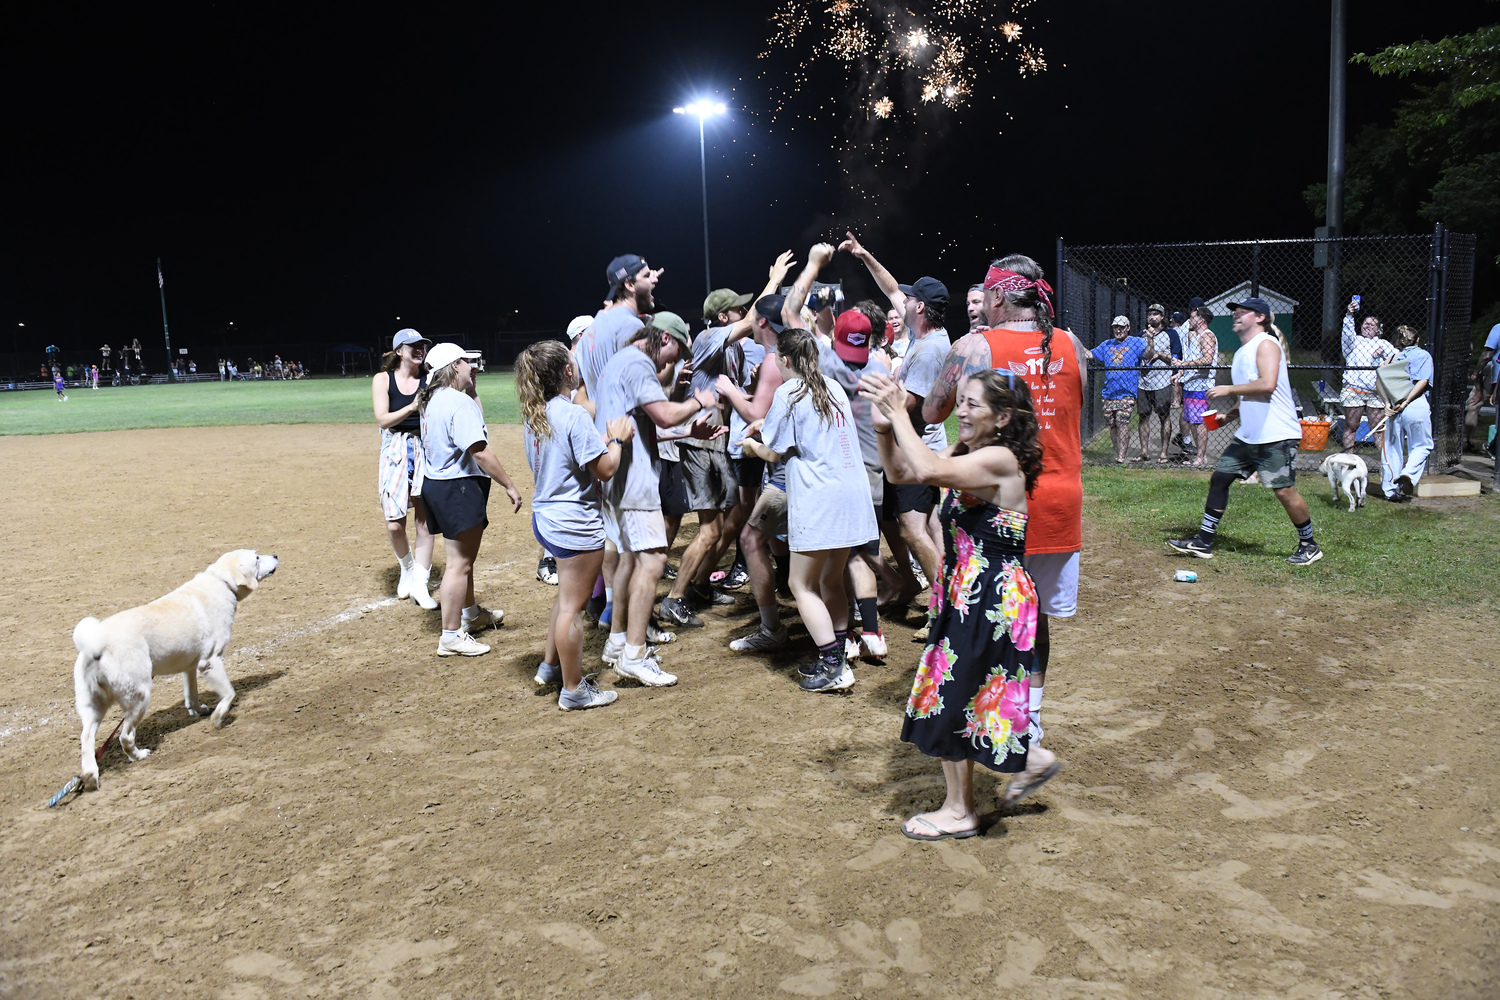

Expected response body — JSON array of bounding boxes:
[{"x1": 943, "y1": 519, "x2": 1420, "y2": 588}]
[
  {"x1": 897, "y1": 327, "x2": 951, "y2": 452},
  {"x1": 594, "y1": 346, "x2": 668, "y2": 510},
  {"x1": 762, "y1": 375, "x2": 879, "y2": 552},
  {"x1": 525, "y1": 395, "x2": 607, "y2": 552},
  {"x1": 421, "y1": 386, "x2": 488, "y2": 480},
  {"x1": 816, "y1": 339, "x2": 890, "y2": 500},
  {"x1": 1141, "y1": 328, "x2": 1176, "y2": 392},
  {"x1": 577, "y1": 307, "x2": 644, "y2": 403},
  {"x1": 727, "y1": 339, "x2": 767, "y2": 460}
]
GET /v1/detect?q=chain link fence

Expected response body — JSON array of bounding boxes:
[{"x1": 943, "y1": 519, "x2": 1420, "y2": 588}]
[{"x1": 1056, "y1": 226, "x2": 1476, "y2": 473}]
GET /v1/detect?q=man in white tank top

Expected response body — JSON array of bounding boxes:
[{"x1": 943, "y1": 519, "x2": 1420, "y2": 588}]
[{"x1": 1167, "y1": 297, "x2": 1323, "y2": 566}]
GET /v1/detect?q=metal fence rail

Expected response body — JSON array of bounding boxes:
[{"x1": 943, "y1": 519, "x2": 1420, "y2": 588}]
[{"x1": 1056, "y1": 227, "x2": 1476, "y2": 471}]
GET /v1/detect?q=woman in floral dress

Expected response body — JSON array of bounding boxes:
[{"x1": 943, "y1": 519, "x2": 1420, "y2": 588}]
[{"x1": 860, "y1": 368, "x2": 1049, "y2": 841}]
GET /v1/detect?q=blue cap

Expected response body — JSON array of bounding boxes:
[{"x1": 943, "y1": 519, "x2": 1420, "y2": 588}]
[
  {"x1": 606, "y1": 254, "x2": 647, "y2": 295},
  {"x1": 1227, "y1": 297, "x2": 1272, "y2": 316},
  {"x1": 392, "y1": 328, "x2": 431, "y2": 350},
  {"x1": 897, "y1": 276, "x2": 949, "y2": 309},
  {"x1": 755, "y1": 293, "x2": 787, "y2": 333}
]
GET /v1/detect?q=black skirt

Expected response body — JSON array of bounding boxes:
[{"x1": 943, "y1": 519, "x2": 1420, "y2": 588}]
[{"x1": 422, "y1": 476, "x2": 491, "y2": 538}]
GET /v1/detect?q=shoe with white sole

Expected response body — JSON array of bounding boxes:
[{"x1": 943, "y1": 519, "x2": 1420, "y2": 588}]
[
  {"x1": 537, "y1": 556, "x2": 559, "y2": 585},
  {"x1": 798, "y1": 656, "x2": 855, "y2": 693},
  {"x1": 396, "y1": 562, "x2": 412, "y2": 600},
  {"x1": 1166, "y1": 536, "x2": 1215, "y2": 559},
  {"x1": 844, "y1": 634, "x2": 862, "y2": 663},
  {"x1": 646, "y1": 622, "x2": 677, "y2": 645},
  {"x1": 463, "y1": 606, "x2": 504, "y2": 631},
  {"x1": 860, "y1": 628, "x2": 888, "y2": 662},
  {"x1": 558, "y1": 677, "x2": 618, "y2": 710},
  {"x1": 533, "y1": 661, "x2": 560, "y2": 687},
  {"x1": 437, "y1": 630, "x2": 491, "y2": 656},
  {"x1": 601, "y1": 636, "x2": 626, "y2": 667},
  {"x1": 616, "y1": 652, "x2": 678, "y2": 687},
  {"x1": 729, "y1": 626, "x2": 788, "y2": 653},
  {"x1": 409, "y1": 566, "x2": 439, "y2": 609}
]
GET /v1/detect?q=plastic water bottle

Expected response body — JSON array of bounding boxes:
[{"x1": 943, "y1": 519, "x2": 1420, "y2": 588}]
[{"x1": 1173, "y1": 570, "x2": 1198, "y2": 583}]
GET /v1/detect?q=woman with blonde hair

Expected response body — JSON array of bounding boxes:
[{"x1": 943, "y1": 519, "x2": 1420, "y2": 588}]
[
  {"x1": 517, "y1": 339, "x2": 635, "y2": 709},
  {"x1": 373, "y1": 329, "x2": 437, "y2": 608}
]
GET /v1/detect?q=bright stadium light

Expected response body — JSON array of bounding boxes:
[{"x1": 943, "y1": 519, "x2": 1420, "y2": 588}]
[{"x1": 672, "y1": 99, "x2": 728, "y2": 295}]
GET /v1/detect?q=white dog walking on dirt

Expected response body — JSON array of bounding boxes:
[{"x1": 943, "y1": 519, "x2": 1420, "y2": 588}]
[
  {"x1": 71, "y1": 549, "x2": 278, "y2": 789},
  {"x1": 1319, "y1": 452, "x2": 1369, "y2": 512}
]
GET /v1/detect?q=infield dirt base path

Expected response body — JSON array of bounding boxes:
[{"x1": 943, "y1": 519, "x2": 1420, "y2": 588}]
[{"x1": 0, "y1": 424, "x2": 1495, "y2": 999}]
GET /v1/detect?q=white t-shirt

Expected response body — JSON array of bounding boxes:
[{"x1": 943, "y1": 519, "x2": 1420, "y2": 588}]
[
  {"x1": 1182, "y1": 328, "x2": 1217, "y2": 393},
  {"x1": 594, "y1": 346, "x2": 668, "y2": 510},
  {"x1": 1232, "y1": 332, "x2": 1303, "y2": 445},
  {"x1": 1342, "y1": 315, "x2": 1398, "y2": 393},
  {"x1": 897, "y1": 327, "x2": 950, "y2": 452},
  {"x1": 762, "y1": 375, "x2": 879, "y2": 552},
  {"x1": 525, "y1": 396, "x2": 607, "y2": 552},
  {"x1": 1140, "y1": 328, "x2": 1176, "y2": 392},
  {"x1": 421, "y1": 386, "x2": 488, "y2": 480},
  {"x1": 816, "y1": 338, "x2": 890, "y2": 500}
]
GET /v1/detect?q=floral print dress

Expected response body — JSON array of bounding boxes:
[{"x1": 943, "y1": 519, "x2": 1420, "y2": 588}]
[{"x1": 901, "y1": 490, "x2": 1039, "y2": 773}]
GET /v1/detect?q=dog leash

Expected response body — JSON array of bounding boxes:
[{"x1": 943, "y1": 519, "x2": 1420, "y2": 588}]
[{"x1": 46, "y1": 720, "x2": 123, "y2": 808}]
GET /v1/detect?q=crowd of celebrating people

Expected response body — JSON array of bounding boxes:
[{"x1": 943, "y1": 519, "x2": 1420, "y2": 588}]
[{"x1": 370, "y1": 239, "x2": 1339, "y2": 839}]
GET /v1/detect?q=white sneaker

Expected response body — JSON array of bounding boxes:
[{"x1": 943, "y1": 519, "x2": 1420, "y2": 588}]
[
  {"x1": 616, "y1": 652, "x2": 677, "y2": 687},
  {"x1": 729, "y1": 626, "x2": 788, "y2": 652},
  {"x1": 437, "y1": 630, "x2": 490, "y2": 656},
  {"x1": 396, "y1": 563, "x2": 411, "y2": 600},
  {"x1": 533, "y1": 661, "x2": 560, "y2": 686},
  {"x1": 558, "y1": 677, "x2": 618, "y2": 711},
  {"x1": 860, "y1": 629, "x2": 888, "y2": 662},
  {"x1": 409, "y1": 566, "x2": 439, "y2": 610},
  {"x1": 463, "y1": 606, "x2": 504, "y2": 631},
  {"x1": 646, "y1": 622, "x2": 676, "y2": 644},
  {"x1": 601, "y1": 637, "x2": 626, "y2": 667},
  {"x1": 844, "y1": 634, "x2": 861, "y2": 663}
]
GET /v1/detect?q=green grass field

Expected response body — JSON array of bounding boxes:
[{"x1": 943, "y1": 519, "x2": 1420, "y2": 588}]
[{"x1": 0, "y1": 374, "x2": 520, "y2": 436}]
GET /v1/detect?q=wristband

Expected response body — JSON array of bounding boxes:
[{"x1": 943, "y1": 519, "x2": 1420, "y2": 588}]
[{"x1": 608, "y1": 437, "x2": 626, "y2": 447}]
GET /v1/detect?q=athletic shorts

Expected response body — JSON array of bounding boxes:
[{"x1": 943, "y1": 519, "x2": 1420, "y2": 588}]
[
  {"x1": 747, "y1": 483, "x2": 788, "y2": 541},
  {"x1": 1182, "y1": 391, "x2": 1208, "y2": 425},
  {"x1": 854, "y1": 505, "x2": 883, "y2": 556},
  {"x1": 604, "y1": 505, "x2": 669, "y2": 553},
  {"x1": 737, "y1": 456, "x2": 765, "y2": 497},
  {"x1": 883, "y1": 479, "x2": 938, "y2": 516},
  {"x1": 1102, "y1": 397, "x2": 1135, "y2": 425},
  {"x1": 679, "y1": 444, "x2": 739, "y2": 511},
  {"x1": 1340, "y1": 385, "x2": 1385, "y2": 411},
  {"x1": 1216, "y1": 437, "x2": 1299, "y2": 490},
  {"x1": 1136, "y1": 387, "x2": 1173, "y2": 416},
  {"x1": 422, "y1": 476, "x2": 490, "y2": 539},
  {"x1": 658, "y1": 460, "x2": 692, "y2": 517},
  {"x1": 1024, "y1": 551, "x2": 1079, "y2": 619}
]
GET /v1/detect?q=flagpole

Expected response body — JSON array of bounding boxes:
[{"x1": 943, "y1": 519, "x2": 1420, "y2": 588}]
[{"x1": 158, "y1": 258, "x2": 175, "y2": 382}]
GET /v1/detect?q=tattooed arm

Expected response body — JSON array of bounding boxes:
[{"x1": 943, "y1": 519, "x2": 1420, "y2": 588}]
[{"x1": 921, "y1": 331, "x2": 993, "y2": 426}]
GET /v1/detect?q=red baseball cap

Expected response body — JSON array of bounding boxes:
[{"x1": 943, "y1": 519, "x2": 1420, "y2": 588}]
[{"x1": 833, "y1": 309, "x2": 872, "y2": 363}]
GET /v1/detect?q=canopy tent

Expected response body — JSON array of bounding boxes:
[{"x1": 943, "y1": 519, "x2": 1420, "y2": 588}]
[{"x1": 324, "y1": 343, "x2": 374, "y2": 374}]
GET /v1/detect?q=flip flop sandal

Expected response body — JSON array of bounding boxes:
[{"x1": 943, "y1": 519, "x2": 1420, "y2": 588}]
[
  {"x1": 901, "y1": 815, "x2": 980, "y2": 842},
  {"x1": 1002, "y1": 761, "x2": 1063, "y2": 807}
]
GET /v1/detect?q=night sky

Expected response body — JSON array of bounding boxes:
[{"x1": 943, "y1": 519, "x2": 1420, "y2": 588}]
[{"x1": 2, "y1": 1, "x2": 1490, "y2": 357}]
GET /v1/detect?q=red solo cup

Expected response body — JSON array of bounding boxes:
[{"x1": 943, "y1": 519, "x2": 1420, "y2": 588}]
[{"x1": 1203, "y1": 410, "x2": 1222, "y2": 431}]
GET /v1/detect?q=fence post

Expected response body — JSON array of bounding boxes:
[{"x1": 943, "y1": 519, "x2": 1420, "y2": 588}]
[
  {"x1": 1427, "y1": 223, "x2": 1450, "y2": 464},
  {"x1": 1250, "y1": 242, "x2": 1261, "y2": 299},
  {"x1": 1055, "y1": 237, "x2": 1066, "y2": 332}
]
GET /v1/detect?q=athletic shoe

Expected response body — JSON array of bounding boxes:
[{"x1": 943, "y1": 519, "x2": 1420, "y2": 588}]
[
  {"x1": 798, "y1": 657, "x2": 855, "y2": 693},
  {"x1": 601, "y1": 636, "x2": 626, "y2": 667},
  {"x1": 910, "y1": 555, "x2": 929, "y2": 591},
  {"x1": 662, "y1": 562, "x2": 678, "y2": 581},
  {"x1": 396, "y1": 563, "x2": 411, "y2": 600},
  {"x1": 860, "y1": 628, "x2": 888, "y2": 662},
  {"x1": 658, "y1": 596, "x2": 704, "y2": 628},
  {"x1": 911, "y1": 621, "x2": 931, "y2": 642},
  {"x1": 536, "y1": 556, "x2": 558, "y2": 586},
  {"x1": 646, "y1": 622, "x2": 677, "y2": 645},
  {"x1": 688, "y1": 584, "x2": 736, "y2": 609},
  {"x1": 463, "y1": 606, "x2": 504, "y2": 631},
  {"x1": 1396, "y1": 474, "x2": 1415, "y2": 497},
  {"x1": 437, "y1": 630, "x2": 491, "y2": 657},
  {"x1": 409, "y1": 566, "x2": 439, "y2": 609},
  {"x1": 597, "y1": 603, "x2": 613, "y2": 630},
  {"x1": 714, "y1": 563, "x2": 749, "y2": 590},
  {"x1": 1166, "y1": 536, "x2": 1215, "y2": 559},
  {"x1": 533, "y1": 661, "x2": 560, "y2": 686},
  {"x1": 730, "y1": 625, "x2": 789, "y2": 652},
  {"x1": 558, "y1": 677, "x2": 618, "y2": 711},
  {"x1": 1286, "y1": 541, "x2": 1323, "y2": 566},
  {"x1": 616, "y1": 651, "x2": 678, "y2": 687},
  {"x1": 844, "y1": 633, "x2": 862, "y2": 663}
]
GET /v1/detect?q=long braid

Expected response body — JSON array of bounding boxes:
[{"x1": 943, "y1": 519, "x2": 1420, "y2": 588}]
[
  {"x1": 993, "y1": 253, "x2": 1056, "y2": 378},
  {"x1": 776, "y1": 328, "x2": 837, "y2": 425}
]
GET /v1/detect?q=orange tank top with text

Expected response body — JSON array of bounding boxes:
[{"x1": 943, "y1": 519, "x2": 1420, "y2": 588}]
[{"x1": 981, "y1": 327, "x2": 1083, "y2": 554}]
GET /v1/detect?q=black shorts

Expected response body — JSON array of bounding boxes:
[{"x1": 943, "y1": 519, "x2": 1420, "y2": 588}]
[
  {"x1": 855, "y1": 505, "x2": 883, "y2": 556},
  {"x1": 737, "y1": 455, "x2": 765, "y2": 496},
  {"x1": 658, "y1": 460, "x2": 692, "y2": 517},
  {"x1": 883, "y1": 479, "x2": 938, "y2": 516},
  {"x1": 422, "y1": 476, "x2": 490, "y2": 538},
  {"x1": 1137, "y1": 386, "x2": 1173, "y2": 416}
]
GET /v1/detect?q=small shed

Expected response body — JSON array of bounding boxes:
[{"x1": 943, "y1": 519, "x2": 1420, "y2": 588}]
[
  {"x1": 1203, "y1": 283, "x2": 1299, "y2": 354},
  {"x1": 325, "y1": 343, "x2": 374, "y2": 374}
]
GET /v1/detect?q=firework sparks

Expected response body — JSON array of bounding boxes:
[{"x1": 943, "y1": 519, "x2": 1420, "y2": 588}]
[
  {"x1": 872, "y1": 96, "x2": 894, "y2": 118},
  {"x1": 1001, "y1": 21, "x2": 1021, "y2": 41}
]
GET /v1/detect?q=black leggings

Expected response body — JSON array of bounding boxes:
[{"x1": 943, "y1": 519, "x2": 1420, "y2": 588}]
[{"x1": 1206, "y1": 470, "x2": 1236, "y2": 514}]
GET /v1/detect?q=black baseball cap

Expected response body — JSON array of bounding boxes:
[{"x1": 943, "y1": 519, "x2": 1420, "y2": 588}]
[
  {"x1": 897, "y1": 276, "x2": 949, "y2": 309},
  {"x1": 1227, "y1": 296, "x2": 1272, "y2": 316},
  {"x1": 755, "y1": 293, "x2": 787, "y2": 333},
  {"x1": 1170, "y1": 310, "x2": 1186, "y2": 324},
  {"x1": 606, "y1": 254, "x2": 647, "y2": 296},
  {"x1": 1187, "y1": 296, "x2": 1206, "y2": 310}
]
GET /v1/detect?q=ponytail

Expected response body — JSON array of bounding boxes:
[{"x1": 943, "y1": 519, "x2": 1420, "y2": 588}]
[
  {"x1": 775, "y1": 328, "x2": 837, "y2": 425},
  {"x1": 515, "y1": 340, "x2": 573, "y2": 440}
]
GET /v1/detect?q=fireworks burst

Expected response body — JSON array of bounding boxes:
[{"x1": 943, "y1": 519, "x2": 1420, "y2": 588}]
[{"x1": 872, "y1": 96, "x2": 894, "y2": 118}]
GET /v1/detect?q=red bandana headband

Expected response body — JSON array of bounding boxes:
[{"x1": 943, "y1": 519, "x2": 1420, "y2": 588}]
[{"x1": 984, "y1": 267, "x2": 1055, "y2": 317}]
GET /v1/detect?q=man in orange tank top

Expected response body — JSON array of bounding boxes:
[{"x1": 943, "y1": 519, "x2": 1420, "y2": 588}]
[{"x1": 923, "y1": 254, "x2": 1088, "y2": 804}]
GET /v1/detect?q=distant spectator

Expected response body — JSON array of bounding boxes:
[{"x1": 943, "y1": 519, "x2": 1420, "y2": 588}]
[
  {"x1": 189, "y1": 360, "x2": 197, "y2": 374},
  {"x1": 1340, "y1": 299, "x2": 1397, "y2": 453},
  {"x1": 886, "y1": 306, "x2": 909, "y2": 370},
  {"x1": 1380, "y1": 325, "x2": 1434, "y2": 502},
  {"x1": 1177, "y1": 305, "x2": 1220, "y2": 466},
  {"x1": 1137, "y1": 304, "x2": 1181, "y2": 462},
  {"x1": 1469, "y1": 322, "x2": 1499, "y2": 455},
  {"x1": 1090, "y1": 316, "x2": 1147, "y2": 464},
  {"x1": 965, "y1": 284, "x2": 987, "y2": 333}
]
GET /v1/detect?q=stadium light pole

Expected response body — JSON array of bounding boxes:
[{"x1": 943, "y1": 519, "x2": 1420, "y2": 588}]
[{"x1": 673, "y1": 100, "x2": 727, "y2": 298}]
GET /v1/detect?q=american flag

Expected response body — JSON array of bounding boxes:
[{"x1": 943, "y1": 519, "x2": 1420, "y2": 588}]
[{"x1": 157, "y1": 260, "x2": 164, "y2": 289}]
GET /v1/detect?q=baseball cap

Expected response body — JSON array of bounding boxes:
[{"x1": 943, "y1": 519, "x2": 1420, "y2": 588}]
[
  {"x1": 1170, "y1": 310, "x2": 1186, "y2": 324},
  {"x1": 606, "y1": 254, "x2": 647, "y2": 296},
  {"x1": 565, "y1": 315, "x2": 593, "y2": 341},
  {"x1": 1187, "y1": 296, "x2": 1206, "y2": 310},
  {"x1": 647, "y1": 310, "x2": 692, "y2": 349},
  {"x1": 425, "y1": 342, "x2": 481, "y2": 373},
  {"x1": 1227, "y1": 297, "x2": 1272, "y2": 316},
  {"x1": 1147, "y1": 302, "x2": 1166, "y2": 314},
  {"x1": 897, "y1": 276, "x2": 950, "y2": 310},
  {"x1": 703, "y1": 288, "x2": 754, "y2": 320},
  {"x1": 1112, "y1": 315, "x2": 1131, "y2": 328},
  {"x1": 832, "y1": 309, "x2": 872, "y2": 364},
  {"x1": 392, "y1": 328, "x2": 431, "y2": 350},
  {"x1": 755, "y1": 294, "x2": 787, "y2": 333}
]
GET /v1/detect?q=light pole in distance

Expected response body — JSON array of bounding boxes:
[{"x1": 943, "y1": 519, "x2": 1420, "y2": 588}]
[{"x1": 673, "y1": 99, "x2": 727, "y2": 298}]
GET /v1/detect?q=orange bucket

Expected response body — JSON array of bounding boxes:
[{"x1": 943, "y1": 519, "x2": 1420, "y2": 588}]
[{"x1": 1299, "y1": 418, "x2": 1331, "y2": 451}]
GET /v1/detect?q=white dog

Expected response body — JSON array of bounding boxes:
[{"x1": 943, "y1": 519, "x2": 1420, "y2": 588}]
[
  {"x1": 72, "y1": 549, "x2": 278, "y2": 789},
  {"x1": 1319, "y1": 453, "x2": 1368, "y2": 512}
]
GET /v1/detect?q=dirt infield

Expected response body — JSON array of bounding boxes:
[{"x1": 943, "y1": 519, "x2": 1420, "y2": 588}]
[{"x1": 1, "y1": 424, "x2": 1495, "y2": 999}]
